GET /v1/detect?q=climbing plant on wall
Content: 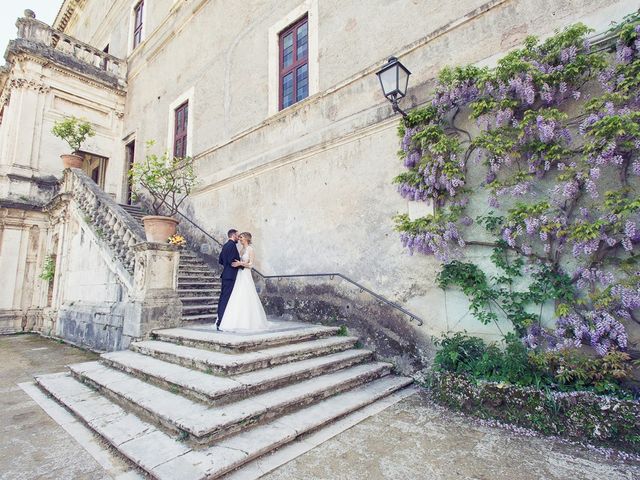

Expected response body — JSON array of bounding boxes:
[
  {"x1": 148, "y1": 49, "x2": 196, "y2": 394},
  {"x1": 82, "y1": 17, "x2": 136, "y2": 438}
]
[{"x1": 394, "y1": 14, "x2": 640, "y2": 356}]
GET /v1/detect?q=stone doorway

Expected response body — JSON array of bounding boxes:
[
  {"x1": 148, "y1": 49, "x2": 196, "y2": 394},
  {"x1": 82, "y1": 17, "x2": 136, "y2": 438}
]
[{"x1": 80, "y1": 152, "x2": 109, "y2": 190}]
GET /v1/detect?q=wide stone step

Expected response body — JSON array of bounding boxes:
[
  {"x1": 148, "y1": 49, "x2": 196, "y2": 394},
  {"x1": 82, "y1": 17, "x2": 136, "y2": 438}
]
[
  {"x1": 179, "y1": 274, "x2": 217, "y2": 279},
  {"x1": 182, "y1": 304, "x2": 217, "y2": 312},
  {"x1": 35, "y1": 372, "x2": 412, "y2": 479},
  {"x1": 101, "y1": 348, "x2": 373, "y2": 405},
  {"x1": 180, "y1": 296, "x2": 218, "y2": 303},
  {"x1": 179, "y1": 253, "x2": 201, "y2": 260},
  {"x1": 181, "y1": 313, "x2": 217, "y2": 322},
  {"x1": 178, "y1": 280, "x2": 220, "y2": 287},
  {"x1": 178, "y1": 289, "x2": 221, "y2": 296},
  {"x1": 68, "y1": 360, "x2": 391, "y2": 444},
  {"x1": 153, "y1": 325, "x2": 341, "y2": 352},
  {"x1": 179, "y1": 266, "x2": 214, "y2": 272},
  {"x1": 178, "y1": 270, "x2": 213, "y2": 276},
  {"x1": 130, "y1": 336, "x2": 358, "y2": 375}
]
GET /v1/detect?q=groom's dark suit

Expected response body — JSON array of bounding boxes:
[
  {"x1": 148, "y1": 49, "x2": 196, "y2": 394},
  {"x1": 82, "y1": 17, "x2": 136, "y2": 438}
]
[{"x1": 217, "y1": 239, "x2": 241, "y2": 327}]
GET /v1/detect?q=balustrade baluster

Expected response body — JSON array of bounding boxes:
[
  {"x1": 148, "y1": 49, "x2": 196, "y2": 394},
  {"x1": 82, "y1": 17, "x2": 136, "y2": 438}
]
[
  {"x1": 66, "y1": 170, "x2": 145, "y2": 278},
  {"x1": 114, "y1": 223, "x2": 126, "y2": 261}
]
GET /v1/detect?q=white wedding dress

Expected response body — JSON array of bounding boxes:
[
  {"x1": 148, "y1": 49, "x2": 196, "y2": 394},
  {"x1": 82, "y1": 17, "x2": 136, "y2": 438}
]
[{"x1": 221, "y1": 245, "x2": 270, "y2": 331}]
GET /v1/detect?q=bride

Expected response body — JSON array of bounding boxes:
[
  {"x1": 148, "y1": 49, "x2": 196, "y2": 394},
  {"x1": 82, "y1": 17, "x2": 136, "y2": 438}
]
[{"x1": 221, "y1": 232, "x2": 270, "y2": 331}]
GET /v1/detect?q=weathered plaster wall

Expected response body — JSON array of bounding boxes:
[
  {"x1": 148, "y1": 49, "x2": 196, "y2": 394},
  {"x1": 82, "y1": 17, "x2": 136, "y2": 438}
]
[
  {"x1": 0, "y1": 205, "x2": 49, "y2": 333},
  {"x1": 59, "y1": 0, "x2": 638, "y2": 345}
]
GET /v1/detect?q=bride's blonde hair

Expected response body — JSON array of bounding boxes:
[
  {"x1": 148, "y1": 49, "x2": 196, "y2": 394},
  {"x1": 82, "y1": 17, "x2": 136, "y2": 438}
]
[{"x1": 239, "y1": 232, "x2": 252, "y2": 244}]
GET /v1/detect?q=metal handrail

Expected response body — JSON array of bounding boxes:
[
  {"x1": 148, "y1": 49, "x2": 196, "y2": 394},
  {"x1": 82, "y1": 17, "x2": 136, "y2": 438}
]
[{"x1": 176, "y1": 211, "x2": 424, "y2": 326}]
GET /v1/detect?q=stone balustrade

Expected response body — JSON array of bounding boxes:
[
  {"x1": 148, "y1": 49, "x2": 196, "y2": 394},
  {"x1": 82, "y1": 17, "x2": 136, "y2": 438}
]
[
  {"x1": 14, "y1": 11, "x2": 126, "y2": 83},
  {"x1": 63, "y1": 168, "x2": 145, "y2": 274}
]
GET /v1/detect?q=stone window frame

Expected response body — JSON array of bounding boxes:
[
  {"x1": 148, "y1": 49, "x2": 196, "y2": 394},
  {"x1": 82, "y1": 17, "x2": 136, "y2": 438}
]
[
  {"x1": 173, "y1": 101, "x2": 189, "y2": 158},
  {"x1": 268, "y1": 0, "x2": 319, "y2": 116},
  {"x1": 166, "y1": 88, "x2": 194, "y2": 158},
  {"x1": 128, "y1": 0, "x2": 148, "y2": 53},
  {"x1": 279, "y1": 15, "x2": 309, "y2": 110}
]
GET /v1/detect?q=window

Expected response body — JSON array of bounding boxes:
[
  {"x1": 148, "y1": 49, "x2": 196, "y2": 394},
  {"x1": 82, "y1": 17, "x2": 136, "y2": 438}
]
[
  {"x1": 279, "y1": 16, "x2": 308, "y2": 110},
  {"x1": 173, "y1": 102, "x2": 188, "y2": 158},
  {"x1": 125, "y1": 141, "x2": 135, "y2": 204},
  {"x1": 133, "y1": 1, "x2": 144, "y2": 48}
]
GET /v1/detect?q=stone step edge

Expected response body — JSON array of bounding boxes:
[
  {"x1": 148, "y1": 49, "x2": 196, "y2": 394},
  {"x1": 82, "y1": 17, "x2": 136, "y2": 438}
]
[
  {"x1": 152, "y1": 325, "x2": 341, "y2": 353},
  {"x1": 69, "y1": 361, "x2": 392, "y2": 444},
  {"x1": 100, "y1": 349, "x2": 374, "y2": 406},
  {"x1": 131, "y1": 336, "x2": 358, "y2": 375},
  {"x1": 179, "y1": 296, "x2": 218, "y2": 302},
  {"x1": 34, "y1": 372, "x2": 413, "y2": 480},
  {"x1": 182, "y1": 305, "x2": 217, "y2": 311}
]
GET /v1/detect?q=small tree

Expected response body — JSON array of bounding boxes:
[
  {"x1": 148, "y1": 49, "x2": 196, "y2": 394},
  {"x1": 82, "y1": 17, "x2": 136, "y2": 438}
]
[
  {"x1": 51, "y1": 116, "x2": 95, "y2": 153},
  {"x1": 129, "y1": 140, "x2": 198, "y2": 216}
]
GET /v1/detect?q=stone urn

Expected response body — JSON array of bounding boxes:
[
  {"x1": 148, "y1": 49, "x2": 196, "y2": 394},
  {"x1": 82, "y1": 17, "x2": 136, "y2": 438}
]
[
  {"x1": 142, "y1": 215, "x2": 179, "y2": 243},
  {"x1": 61, "y1": 153, "x2": 83, "y2": 169}
]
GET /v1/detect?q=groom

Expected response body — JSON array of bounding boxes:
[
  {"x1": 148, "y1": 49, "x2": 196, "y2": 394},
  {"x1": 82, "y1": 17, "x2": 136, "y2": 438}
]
[{"x1": 217, "y1": 229, "x2": 242, "y2": 330}]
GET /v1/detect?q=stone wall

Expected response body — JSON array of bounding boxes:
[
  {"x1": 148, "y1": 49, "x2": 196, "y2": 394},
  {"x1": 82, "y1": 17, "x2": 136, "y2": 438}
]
[
  {"x1": 52, "y1": 204, "x2": 133, "y2": 350},
  {"x1": 0, "y1": 203, "x2": 49, "y2": 333},
  {"x1": 55, "y1": 0, "x2": 638, "y2": 346},
  {"x1": 0, "y1": 14, "x2": 129, "y2": 332}
]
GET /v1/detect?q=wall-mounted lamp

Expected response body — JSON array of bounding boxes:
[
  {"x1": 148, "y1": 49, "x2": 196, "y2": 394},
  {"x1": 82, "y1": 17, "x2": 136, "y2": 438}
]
[{"x1": 376, "y1": 56, "x2": 411, "y2": 118}]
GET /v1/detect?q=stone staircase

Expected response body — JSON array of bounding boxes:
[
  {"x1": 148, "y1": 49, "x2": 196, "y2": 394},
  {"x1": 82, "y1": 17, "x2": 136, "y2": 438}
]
[
  {"x1": 35, "y1": 322, "x2": 414, "y2": 479},
  {"x1": 119, "y1": 204, "x2": 220, "y2": 324}
]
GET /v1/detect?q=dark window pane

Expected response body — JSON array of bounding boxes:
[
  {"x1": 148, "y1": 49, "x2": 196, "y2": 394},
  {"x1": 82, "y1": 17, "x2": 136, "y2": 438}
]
[
  {"x1": 133, "y1": 1, "x2": 144, "y2": 47},
  {"x1": 282, "y1": 72, "x2": 294, "y2": 108},
  {"x1": 296, "y1": 64, "x2": 308, "y2": 101},
  {"x1": 297, "y1": 22, "x2": 308, "y2": 60},
  {"x1": 282, "y1": 33, "x2": 294, "y2": 67},
  {"x1": 174, "y1": 102, "x2": 188, "y2": 157}
]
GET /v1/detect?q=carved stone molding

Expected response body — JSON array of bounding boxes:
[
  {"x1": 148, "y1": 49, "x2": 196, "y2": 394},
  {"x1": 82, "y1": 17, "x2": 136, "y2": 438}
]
[
  {"x1": 0, "y1": 75, "x2": 50, "y2": 108},
  {"x1": 9, "y1": 77, "x2": 50, "y2": 93}
]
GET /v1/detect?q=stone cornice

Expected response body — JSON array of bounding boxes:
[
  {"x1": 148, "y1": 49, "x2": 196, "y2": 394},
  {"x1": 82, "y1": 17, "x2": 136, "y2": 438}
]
[
  {"x1": 0, "y1": 49, "x2": 126, "y2": 111},
  {"x1": 53, "y1": 0, "x2": 86, "y2": 34},
  {"x1": 0, "y1": 198, "x2": 45, "y2": 213}
]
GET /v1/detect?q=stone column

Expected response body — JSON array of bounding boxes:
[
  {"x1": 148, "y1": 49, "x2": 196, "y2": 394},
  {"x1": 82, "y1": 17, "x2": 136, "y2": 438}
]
[{"x1": 123, "y1": 242, "x2": 182, "y2": 339}]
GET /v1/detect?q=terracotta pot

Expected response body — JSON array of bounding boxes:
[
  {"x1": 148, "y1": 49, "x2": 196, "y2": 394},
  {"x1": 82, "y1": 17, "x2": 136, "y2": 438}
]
[
  {"x1": 61, "y1": 153, "x2": 83, "y2": 169},
  {"x1": 142, "y1": 215, "x2": 179, "y2": 243}
]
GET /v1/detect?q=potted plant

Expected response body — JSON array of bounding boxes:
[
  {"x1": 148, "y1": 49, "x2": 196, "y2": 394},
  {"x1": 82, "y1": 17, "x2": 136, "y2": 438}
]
[
  {"x1": 51, "y1": 116, "x2": 96, "y2": 169},
  {"x1": 129, "y1": 140, "x2": 198, "y2": 242}
]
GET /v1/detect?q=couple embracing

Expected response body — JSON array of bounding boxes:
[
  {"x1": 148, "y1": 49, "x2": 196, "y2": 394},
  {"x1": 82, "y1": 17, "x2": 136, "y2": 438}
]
[{"x1": 216, "y1": 229, "x2": 270, "y2": 331}]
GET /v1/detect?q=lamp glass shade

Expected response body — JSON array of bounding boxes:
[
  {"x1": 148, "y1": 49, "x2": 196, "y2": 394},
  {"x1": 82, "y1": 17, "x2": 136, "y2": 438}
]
[
  {"x1": 397, "y1": 63, "x2": 410, "y2": 97},
  {"x1": 378, "y1": 66, "x2": 398, "y2": 99},
  {"x1": 376, "y1": 57, "x2": 411, "y2": 100}
]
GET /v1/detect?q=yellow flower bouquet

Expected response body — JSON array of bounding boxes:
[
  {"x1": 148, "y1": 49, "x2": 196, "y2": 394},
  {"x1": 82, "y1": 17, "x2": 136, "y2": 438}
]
[{"x1": 168, "y1": 234, "x2": 186, "y2": 248}]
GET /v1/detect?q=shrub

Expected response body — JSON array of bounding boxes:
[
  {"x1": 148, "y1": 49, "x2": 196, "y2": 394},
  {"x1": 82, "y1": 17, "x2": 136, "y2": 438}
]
[
  {"x1": 433, "y1": 333, "x2": 635, "y2": 397},
  {"x1": 433, "y1": 332, "x2": 486, "y2": 373},
  {"x1": 39, "y1": 255, "x2": 55, "y2": 283},
  {"x1": 51, "y1": 116, "x2": 95, "y2": 152},
  {"x1": 128, "y1": 140, "x2": 198, "y2": 216},
  {"x1": 529, "y1": 349, "x2": 633, "y2": 396}
]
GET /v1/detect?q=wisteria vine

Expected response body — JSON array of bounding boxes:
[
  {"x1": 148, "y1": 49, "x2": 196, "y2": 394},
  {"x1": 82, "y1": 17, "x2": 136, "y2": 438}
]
[{"x1": 394, "y1": 16, "x2": 640, "y2": 357}]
